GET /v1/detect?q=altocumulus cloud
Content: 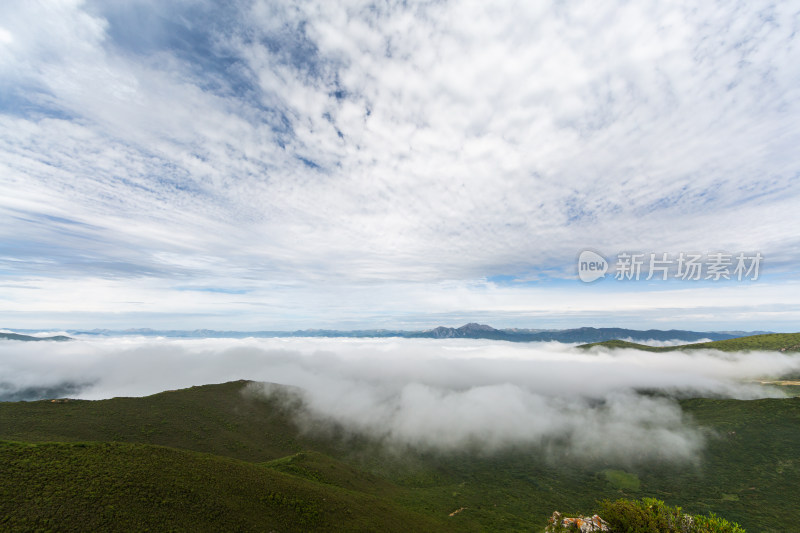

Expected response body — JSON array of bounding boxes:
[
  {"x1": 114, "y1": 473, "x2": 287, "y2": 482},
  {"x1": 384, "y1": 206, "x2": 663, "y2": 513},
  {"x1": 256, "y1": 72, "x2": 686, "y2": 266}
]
[
  {"x1": 2, "y1": 337, "x2": 799, "y2": 462},
  {"x1": 0, "y1": 1, "x2": 799, "y2": 329}
]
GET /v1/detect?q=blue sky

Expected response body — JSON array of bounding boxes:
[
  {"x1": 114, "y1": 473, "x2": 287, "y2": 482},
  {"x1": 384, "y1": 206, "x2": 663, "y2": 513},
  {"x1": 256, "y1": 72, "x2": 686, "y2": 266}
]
[{"x1": 1, "y1": 0, "x2": 799, "y2": 331}]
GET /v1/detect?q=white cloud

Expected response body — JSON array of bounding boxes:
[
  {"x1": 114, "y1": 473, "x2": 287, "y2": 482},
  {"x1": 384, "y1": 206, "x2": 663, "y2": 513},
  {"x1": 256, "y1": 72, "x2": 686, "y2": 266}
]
[
  {"x1": 2, "y1": 337, "x2": 799, "y2": 461},
  {"x1": 0, "y1": 0, "x2": 798, "y2": 327},
  {"x1": 0, "y1": 27, "x2": 12, "y2": 45},
  {"x1": 1, "y1": 275, "x2": 799, "y2": 331}
]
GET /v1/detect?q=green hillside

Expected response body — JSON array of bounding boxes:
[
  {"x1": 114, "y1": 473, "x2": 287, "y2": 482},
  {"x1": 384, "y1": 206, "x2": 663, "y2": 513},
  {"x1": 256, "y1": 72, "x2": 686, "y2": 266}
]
[
  {"x1": 0, "y1": 440, "x2": 455, "y2": 532},
  {"x1": 2, "y1": 381, "x2": 799, "y2": 531},
  {"x1": 578, "y1": 332, "x2": 800, "y2": 352},
  {"x1": 0, "y1": 380, "x2": 309, "y2": 462},
  {"x1": 578, "y1": 339, "x2": 670, "y2": 351}
]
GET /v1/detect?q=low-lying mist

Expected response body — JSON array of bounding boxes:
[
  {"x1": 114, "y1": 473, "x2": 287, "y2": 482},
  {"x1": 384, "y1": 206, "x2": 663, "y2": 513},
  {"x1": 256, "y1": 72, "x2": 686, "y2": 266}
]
[{"x1": 2, "y1": 337, "x2": 798, "y2": 462}]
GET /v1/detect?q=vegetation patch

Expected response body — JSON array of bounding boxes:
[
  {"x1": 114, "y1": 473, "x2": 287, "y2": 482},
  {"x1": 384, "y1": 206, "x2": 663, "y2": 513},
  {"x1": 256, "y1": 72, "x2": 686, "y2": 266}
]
[
  {"x1": 2, "y1": 380, "x2": 799, "y2": 531},
  {"x1": 0, "y1": 440, "x2": 456, "y2": 532},
  {"x1": 600, "y1": 469, "x2": 640, "y2": 491},
  {"x1": 579, "y1": 332, "x2": 800, "y2": 352},
  {"x1": 598, "y1": 498, "x2": 746, "y2": 532}
]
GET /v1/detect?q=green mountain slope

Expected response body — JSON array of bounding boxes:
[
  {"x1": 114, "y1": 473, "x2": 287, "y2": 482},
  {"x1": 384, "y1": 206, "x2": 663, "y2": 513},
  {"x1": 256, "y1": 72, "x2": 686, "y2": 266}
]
[
  {"x1": 2, "y1": 380, "x2": 799, "y2": 531},
  {"x1": 0, "y1": 380, "x2": 308, "y2": 462},
  {"x1": 0, "y1": 440, "x2": 457, "y2": 532},
  {"x1": 578, "y1": 332, "x2": 800, "y2": 352}
]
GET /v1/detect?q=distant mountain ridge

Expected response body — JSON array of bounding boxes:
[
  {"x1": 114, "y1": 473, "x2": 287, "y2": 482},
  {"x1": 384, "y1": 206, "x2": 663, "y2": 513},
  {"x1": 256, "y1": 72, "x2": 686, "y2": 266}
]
[
  {"x1": 578, "y1": 332, "x2": 800, "y2": 353},
  {"x1": 0, "y1": 332, "x2": 72, "y2": 342},
  {"x1": 409, "y1": 323, "x2": 739, "y2": 343},
  {"x1": 24, "y1": 323, "x2": 758, "y2": 344}
]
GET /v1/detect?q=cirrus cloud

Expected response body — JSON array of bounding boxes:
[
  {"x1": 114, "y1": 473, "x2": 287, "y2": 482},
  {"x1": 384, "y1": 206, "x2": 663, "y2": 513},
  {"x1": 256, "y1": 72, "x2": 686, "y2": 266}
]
[{"x1": 0, "y1": 0, "x2": 799, "y2": 329}]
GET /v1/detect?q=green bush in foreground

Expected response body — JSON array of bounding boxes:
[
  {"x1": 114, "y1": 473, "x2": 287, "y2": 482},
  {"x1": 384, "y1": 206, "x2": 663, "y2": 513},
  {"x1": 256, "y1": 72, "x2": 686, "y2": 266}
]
[{"x1": 598, "y1": 498, "x2": 746, "y2": 533}]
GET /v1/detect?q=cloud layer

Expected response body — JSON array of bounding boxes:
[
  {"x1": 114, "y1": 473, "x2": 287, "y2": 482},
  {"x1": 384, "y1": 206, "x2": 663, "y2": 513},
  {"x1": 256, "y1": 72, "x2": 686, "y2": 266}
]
[
  {"x1": 1, "y1": 1, "x2": 799, "y2": 329},
  {"x1": 3, "y1": 337, "x2": 799, "y2": 461}
]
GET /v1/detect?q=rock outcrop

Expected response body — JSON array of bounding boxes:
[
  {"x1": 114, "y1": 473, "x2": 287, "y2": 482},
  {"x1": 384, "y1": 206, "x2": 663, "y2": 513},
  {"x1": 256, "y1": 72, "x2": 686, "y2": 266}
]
[{"x1": 546, "y1": 511, "x2": 610, "y2": 532}]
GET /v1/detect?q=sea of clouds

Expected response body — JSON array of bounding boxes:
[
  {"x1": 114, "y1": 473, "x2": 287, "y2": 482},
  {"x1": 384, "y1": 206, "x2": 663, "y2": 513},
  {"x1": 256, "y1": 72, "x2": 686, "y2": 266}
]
[{"x1": 2, "y1": 336, "x2": 799, "y2": 462}]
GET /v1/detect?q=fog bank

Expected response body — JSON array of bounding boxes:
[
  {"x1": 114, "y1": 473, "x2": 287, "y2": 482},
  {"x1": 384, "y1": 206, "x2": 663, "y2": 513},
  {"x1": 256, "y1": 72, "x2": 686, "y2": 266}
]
[{"x1": 2, "y1": 336, "x2": 798, "y2": 461}]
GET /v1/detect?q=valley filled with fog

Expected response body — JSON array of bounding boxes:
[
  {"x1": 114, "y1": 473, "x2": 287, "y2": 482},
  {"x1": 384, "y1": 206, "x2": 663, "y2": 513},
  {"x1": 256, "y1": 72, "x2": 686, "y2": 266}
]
[{"x1": 3, "y1": 337, "x2": 799, "y2": 463}]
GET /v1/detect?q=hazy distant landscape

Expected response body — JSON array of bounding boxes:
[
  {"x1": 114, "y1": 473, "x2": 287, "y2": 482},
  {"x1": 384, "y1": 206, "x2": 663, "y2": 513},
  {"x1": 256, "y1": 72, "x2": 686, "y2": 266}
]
[{"x1": 2, "y1": 322, "x2": 764, "y2": 344}]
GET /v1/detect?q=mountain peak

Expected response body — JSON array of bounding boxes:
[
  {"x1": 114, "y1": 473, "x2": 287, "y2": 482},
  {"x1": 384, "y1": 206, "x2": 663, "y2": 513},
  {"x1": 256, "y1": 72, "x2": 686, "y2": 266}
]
[{"x1": 457, "y1": 323, "x2": 496, "y2": 332}]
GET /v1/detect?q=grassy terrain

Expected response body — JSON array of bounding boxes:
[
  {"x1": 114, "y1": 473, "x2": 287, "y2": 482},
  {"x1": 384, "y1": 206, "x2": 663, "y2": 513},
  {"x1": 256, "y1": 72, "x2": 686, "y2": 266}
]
[
  {"x1": 601, "y1": 469, "x2": 641, "y2": 491},
  {"x1": 0, "y1": 440, "x2": 456, "y2": 532},
  {"x1": 0, "y1": 380, "x2": 309, "y2": 462},
  {"x1": 578, "y1": 332, "x2": 800, "y2": 352},
  {"x1": 631, "y1": 397, "x2": 800, "y2": 531},
  {"x1": 2, "y1": 381, "x2": 799, "y2": 531},
  {"x1": 578, "y1": 339, "x2": 671, "y2": 351}
]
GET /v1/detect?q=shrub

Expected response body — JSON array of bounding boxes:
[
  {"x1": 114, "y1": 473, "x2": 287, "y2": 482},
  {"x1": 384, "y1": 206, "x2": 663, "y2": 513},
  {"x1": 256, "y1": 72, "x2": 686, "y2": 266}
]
[{"x1": 598, "y1": 498, "x2": 745, "y2": 533}]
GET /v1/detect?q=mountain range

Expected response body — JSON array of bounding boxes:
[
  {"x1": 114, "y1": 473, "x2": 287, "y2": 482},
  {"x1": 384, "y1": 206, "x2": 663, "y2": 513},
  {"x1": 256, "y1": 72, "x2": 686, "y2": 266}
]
[{"x1": 1, "y1": 323, "x2": 768, "y2": 343}]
